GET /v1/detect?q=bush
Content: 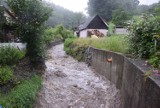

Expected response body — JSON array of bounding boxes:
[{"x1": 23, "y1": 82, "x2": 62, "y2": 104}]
[
  {"x1": 64, "y1": 38, "x2": 75, "y2": 54},
  {"x1": 0, "y1": 75, "x2": 42, "y2": 108},
  {"x1": 127, "y1": 14, "x2": 160, "y2": 58},
  {"x1": 0, "y1": 66, "x2": 13, "y2": 85},
  {"x1": 53, "y1": 25, "x2": 75, "y2": 41},
  {"x1": 43, "y1": 25, "x2": 75, "y2": 44},
  {"x1": 149, "y1": 52, "x2": 160, "y2": 68},
  {"x1": 43, "y1": 28, "x2": 63, "y2": 44},
  {"x1": 107, "y1": 22, "x2": 116, "y2": 36},
  {"x1": 64, "y1": 37, "x2": 87, "y2": 61},
  {"x1": 0, "y1": 46, "x2": 25, "y2": 66}
]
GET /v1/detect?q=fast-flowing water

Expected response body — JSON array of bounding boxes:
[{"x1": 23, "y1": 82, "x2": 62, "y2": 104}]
[{"x1": 35, "y1": 44, "x2": 121, "y2": 108}]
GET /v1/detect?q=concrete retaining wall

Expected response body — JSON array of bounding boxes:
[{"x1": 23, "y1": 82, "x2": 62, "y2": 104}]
[
  {"x1": 88, "y1": 47, "x2": 160, "y2": 108},
  {"x1": 0, "y1": 43, "x2": 26, "y2": 50}
]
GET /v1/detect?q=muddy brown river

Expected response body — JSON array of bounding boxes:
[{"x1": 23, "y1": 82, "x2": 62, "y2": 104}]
[{"x1": 35, "y1": 44, "x2": 121, "y2": 108}]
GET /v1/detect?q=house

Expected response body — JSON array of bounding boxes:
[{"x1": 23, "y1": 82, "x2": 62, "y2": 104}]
[
  {"x1": 76, "y1": 15, "x2": 108, "y2": 38},
  {"x1": 0, "y1": 3, "x2": 17, "y2": 42}
]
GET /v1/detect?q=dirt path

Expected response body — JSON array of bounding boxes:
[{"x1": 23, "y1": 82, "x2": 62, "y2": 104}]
[{"x1": 35, "y1": 44, "x2": 121, "y2": 108}]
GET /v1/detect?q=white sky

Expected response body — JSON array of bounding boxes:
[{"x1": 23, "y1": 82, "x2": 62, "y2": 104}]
[{"x1": 46, "y1": 0, "x2": 159, "y2": 13}]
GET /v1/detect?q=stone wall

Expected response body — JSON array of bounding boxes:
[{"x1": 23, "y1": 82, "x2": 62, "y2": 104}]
[{"x1": 87, "y1": 47, "x2": 160, "y2": 108}]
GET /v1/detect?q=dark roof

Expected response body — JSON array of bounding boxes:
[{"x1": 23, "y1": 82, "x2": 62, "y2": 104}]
[{"x1": 79, "y1": 15, "x2": 108, "y2": 31}]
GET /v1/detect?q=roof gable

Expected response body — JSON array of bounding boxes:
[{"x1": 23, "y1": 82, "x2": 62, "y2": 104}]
[{"x1": 79, "y1": 15, "x2": 108, "y2": 31}]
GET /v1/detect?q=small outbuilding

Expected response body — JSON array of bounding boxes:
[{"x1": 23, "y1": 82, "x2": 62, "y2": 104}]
[{"x1": 76, "y1": 15, "x2": 108, "y2": 38}]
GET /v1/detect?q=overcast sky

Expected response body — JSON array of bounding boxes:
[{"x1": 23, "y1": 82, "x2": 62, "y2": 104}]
[{"x1": 46, "y1": 0, "x2": 159, "y2": 13}]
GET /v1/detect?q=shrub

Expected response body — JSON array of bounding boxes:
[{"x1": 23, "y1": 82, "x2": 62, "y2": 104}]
[
  {"x1": 108, "y1": 22, "x2": 116, "y2": 36},
  {"x1": 64, "y1": 37, "x2": 87, "y2": 61},
  {"x1": 149, "y1": 52, "x2": 160, "y2": 68},
  {"x1": 0, "y1": 75, "x2": 42, "y2": 108},
  {"x1": 0, "y1": 46, "x2": 25, "y2": 66},
  {"x1": 64, "y1": 38, "x2": 76, "y2": 54},
  {"x1": 43, "y1": 28, "x2": 63, "y2": 44},
  {"x1": 53, "y1": 25, "x2": 75, "y2": 41},
  {"x1": 127, "y1": 14, "x2": 160, "y2": 58},
  {"x1": 0, "y1": 66, "x2": 13, "y2": 85}
]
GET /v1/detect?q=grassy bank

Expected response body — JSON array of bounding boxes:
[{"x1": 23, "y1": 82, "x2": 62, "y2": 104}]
[
  {"x1": 64, "y1": 35, "x2": 128, "y2": 61},
  {"x1": 74, "y1": 35, "x2": 128, "y2": 54},
  {"x1": 0, "y1": 75, "x2": 42, "y2": 108}
]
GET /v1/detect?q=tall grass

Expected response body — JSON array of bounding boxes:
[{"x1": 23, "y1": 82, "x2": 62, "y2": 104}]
[
  {"x1": 0, "y1": 46, "x2": 25, "y2": 66},
  {"x1": 74, "y1": 35, "x2": 128, "y2": 54},
  {"x1": 0, "y1": 75, "x2": 42, "y2": 108}
]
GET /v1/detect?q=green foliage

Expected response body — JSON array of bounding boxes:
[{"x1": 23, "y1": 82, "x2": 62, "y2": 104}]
[
  {"x1": 7, "y1": 0, "x2": 52, "y2": 64},
  {"x1": 64, "y1": 35, "x2": 128, "y2": 61},
  {"x1": 45, "y1": 2, "x2": 87, "y2": 29},
  {"x1": 112, "y1": 8, "x2": 132, "y2": 26},
  {"x1": 64, "y1": 38, "x2": 76, "y2": 54},
  {"x1": 149, "y1": 52, "x2": 160, "y2": 68},
  {"x1": 53, "y1": 25, "x2": 75, "y2": 41},
  {"x1": 87, "y1": 0, "x2": 139, "y2": 21},
  {"x1": 64, "y1": 38, "x2": 87, "y2": 61},
  {"x1": 127, "y1": 14, "x2": 160, "y2": 58},
  {"x1": 0, "y1": 46, "x2": 25, "y2": 66},
  {"x1": 0, "y1": 75, "x2": 42, "y2": 108},
  {"x1": 74, "y1": 35, "x2": 128, "y2": 54},
  {"x1": 43, "y1": 28, "x2": 63, "y2": 44},
  {"x1": 0, "y1": 66, "x2": 13, "y2": 85},
  {"x1": 108, "y1": 22, "x2": 116, "y2": 36}
]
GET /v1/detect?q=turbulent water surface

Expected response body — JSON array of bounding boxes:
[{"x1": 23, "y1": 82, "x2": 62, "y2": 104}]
[{"x1": 35, "y1": 44, "x2": 121, "y2": 108}]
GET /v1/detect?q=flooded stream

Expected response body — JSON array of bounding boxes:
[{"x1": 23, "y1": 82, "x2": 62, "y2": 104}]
[{"x1": 35, "y1": 44, "x2": 121, "y2": 108}]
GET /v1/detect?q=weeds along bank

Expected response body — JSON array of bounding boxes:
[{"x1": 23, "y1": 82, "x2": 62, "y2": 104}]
[
  {"x1": 0, "y1": 46, "x2": 42, "y2": 108},
  {"x1": 64, "y1": 35, "x2": 128, "y2": 61}
]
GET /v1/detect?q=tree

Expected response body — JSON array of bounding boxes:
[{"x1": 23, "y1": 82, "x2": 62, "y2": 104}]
[
  {"x1": 87, "y1": 0, "x2": 117, "y2": 21},
  {"x1": 7, "y1": 0, "x2": 52, "y2": 68},
  {"x1": 87, "y1": 0, "x2": 139, "y2": 21},
  {"x1": 44, "y1": 2, "x2": 86, "y2": 29},
  {"x1": 112, "y1": 8, "x2": 132, "y2": 26}
]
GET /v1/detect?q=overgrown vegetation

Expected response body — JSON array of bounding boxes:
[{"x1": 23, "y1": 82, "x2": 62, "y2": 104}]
[
  {"x1": 0, "y1": 75, "x2": 42, "y2": 108},
  {"x1": 7, "y1": 0, "x2": 52, "y2": 65},
  {"x1": 64, "y1": 35, "x2": 128, "y2": 61},
  {"x1": 0, "y1": 66, "x2": 13, "y2": 85},
  {"x1": 44, "y1": 25, "x2": 75, "y2": 44},
  {"x1": 0, "y1": 46, "x2": 25, "y2": 66},
  {"x1": 127, "y1": 15, "x2": 160, "y2": 58},
  {"x1": 108, "y1": 22, "x2": 116, "y2": 36},
  {"x1": 75, "y1": 35, "x2": 128, "y2": 53}
]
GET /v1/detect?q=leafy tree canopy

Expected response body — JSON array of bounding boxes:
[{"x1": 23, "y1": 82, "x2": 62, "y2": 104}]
[
  {"x1": 87, "y1": 0, "x2": 139, "y2": 21},
  {"x1": 7, "y1": 0, "x2": 52, "y2": 66}
]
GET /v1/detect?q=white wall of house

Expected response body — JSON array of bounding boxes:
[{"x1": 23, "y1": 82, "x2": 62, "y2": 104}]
[
  {"x1": 79, "y1": 29, "x2": 88, "y2": 38},
  {"x1": 0, "y1": 43, "x2": 26, "y2": 50},
  {"x1": 79, "y1": 29, "x2": 108, "y2": 38},
  {"x1": 115, "y1": 28, "x2": 128, "y2": 35}
]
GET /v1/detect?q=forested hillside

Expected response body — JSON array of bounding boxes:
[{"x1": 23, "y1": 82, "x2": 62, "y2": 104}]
[
  {"x1": 87, "y1": 0, "x2": 160, "y2": 26},
  {"x1": 45, "y1": 2, "x2": 87, "y2": 29}
]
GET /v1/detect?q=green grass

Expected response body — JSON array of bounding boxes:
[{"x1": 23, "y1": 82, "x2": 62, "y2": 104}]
[
  {"x1": 74, "y1": 35, "x2": 129, "y2": 54},
  {"x1": 0, "y1": 75, "x2": 42, "y2": 108},
  {"x1": 108, "y1": 22, "x2": 116, "y2": 35}
]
